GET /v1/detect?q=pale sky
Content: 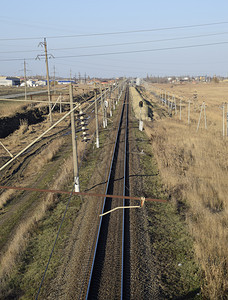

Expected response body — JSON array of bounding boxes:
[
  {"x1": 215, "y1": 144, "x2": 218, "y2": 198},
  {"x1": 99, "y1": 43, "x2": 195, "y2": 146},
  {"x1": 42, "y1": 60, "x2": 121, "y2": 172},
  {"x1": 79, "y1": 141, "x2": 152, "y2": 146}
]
[{"x1": 1, "y1": 0, "x2": 228, "y2": 78}]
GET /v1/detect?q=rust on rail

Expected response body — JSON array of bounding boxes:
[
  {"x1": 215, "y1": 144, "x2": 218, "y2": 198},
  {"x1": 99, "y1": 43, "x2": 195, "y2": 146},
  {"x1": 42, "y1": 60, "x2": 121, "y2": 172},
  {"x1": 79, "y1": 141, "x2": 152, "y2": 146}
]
[{"x1": 0, "y1": 185, "x2": 167, "y2": 203}]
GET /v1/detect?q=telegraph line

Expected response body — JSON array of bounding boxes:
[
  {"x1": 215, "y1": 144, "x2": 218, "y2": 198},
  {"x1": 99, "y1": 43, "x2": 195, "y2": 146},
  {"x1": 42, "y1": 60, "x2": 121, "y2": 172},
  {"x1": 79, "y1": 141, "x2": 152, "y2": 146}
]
[
  {"x1": 0, "y1": 21, "x2": 228, "y2": 41},
  {"x1": 1, "y1": 41, "x2": 228, "y2": 62},
  {"x1": 1, "y1": 31, "x2": 228, "y2": 54}
]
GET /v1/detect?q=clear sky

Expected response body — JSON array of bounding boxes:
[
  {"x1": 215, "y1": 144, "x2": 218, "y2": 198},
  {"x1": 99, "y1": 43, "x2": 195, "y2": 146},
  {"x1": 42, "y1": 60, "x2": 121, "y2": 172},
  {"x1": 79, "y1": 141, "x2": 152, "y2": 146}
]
[{"x1": 1, "y1": 0, "x2": 228, "y2": 78}]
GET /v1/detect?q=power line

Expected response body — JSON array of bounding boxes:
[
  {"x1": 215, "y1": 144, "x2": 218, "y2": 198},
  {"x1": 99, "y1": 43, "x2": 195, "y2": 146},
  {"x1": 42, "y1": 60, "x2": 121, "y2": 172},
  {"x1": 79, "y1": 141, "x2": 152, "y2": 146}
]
[
  {"x1": 1, "y1": 31, "x2": 228, "y2": 54},
  {"x1": 0, "y1": 21, "x2": 228, "y2": 41},
  {"x1": 40, "y1": 41, "x2": 228, "y2": 59},
  {"x1": 0, "y1": 41, "x2": 228, "y2": 62}
]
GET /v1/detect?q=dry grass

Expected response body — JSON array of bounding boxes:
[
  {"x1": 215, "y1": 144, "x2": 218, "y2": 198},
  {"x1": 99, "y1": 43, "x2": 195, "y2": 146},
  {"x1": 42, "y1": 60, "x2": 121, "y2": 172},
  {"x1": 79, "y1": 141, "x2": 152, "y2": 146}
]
[
  {"x1": 140, "y1": 82, "x2": 228, "y2": 299},
  {"x1": 0, "y1": 189, "x2": 18, "y2": 209},
  {"x1": 24, "y1": 137, "x2": 65, "y2": 176},
  {"x1": 0, "y1": 155, "x2": 73, "y2": 281},
  {"x1": 0, "y1": 137, "x2": 65, "y2": 210}
]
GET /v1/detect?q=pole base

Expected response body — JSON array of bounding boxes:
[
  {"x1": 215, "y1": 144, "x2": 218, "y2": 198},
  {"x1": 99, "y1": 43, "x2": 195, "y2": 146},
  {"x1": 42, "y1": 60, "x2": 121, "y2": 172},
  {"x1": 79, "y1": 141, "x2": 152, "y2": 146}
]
[{"x1": 139, "y1": 120, "x2": 143, "y2": 131}]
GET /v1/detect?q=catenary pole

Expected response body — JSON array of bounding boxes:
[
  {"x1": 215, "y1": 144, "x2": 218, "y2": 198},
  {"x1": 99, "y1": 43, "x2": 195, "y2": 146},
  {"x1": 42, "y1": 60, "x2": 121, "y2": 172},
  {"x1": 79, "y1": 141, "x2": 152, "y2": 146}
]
[
  {"x1": 94, "y1": 87, "x2": 100, "y2": 148},
  {"x1": 69, "y1": 83, "x2": 80, "y2": 192}
]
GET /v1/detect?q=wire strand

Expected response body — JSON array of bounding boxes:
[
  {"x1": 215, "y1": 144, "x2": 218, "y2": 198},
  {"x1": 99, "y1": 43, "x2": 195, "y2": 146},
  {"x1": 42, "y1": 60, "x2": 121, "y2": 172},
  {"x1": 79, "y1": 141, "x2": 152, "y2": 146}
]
[
  {"x1": 1, "y1": 21, "x2": 228, "y2": 41},
  {"x1": 1, "y1": 41, "x2": 228, "y2": 62},
  {"x1": 1, "y1": 31, "x2": 228, "y2": 54}
]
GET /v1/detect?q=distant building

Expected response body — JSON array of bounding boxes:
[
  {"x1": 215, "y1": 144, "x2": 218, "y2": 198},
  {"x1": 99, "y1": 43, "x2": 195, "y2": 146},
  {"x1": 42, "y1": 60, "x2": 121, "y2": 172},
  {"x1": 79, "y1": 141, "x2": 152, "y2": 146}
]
[
  {"x1": 35, "y1": 80, "x2": 47, "y2": 86},
  {"x1": 0, "y1": 76, "x2": 20, "y2": 86},
  {"x1": 58, "y1": 80, "x2": 75, "y2": 85}
]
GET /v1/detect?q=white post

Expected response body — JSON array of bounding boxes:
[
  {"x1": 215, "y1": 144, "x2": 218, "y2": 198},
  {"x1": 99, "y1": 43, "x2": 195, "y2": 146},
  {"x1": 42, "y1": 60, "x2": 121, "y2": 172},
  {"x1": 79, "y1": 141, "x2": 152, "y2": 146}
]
[
  {"x1": 179, "y1": 99, "x2": 182, "y2": 120},
  {"x1": 139, "y1": 107, "x2": 143, "y2": 131}
]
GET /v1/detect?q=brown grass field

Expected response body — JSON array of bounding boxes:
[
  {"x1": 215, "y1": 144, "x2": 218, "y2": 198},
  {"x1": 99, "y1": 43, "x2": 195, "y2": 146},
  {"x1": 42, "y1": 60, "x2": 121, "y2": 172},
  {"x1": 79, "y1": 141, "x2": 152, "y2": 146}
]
[
  {"x1": 0, "y1": 83, "x2": 227, "y2": 298},
  {"x1": 139, "y1": 82, "x2": 228, "y2": 299},
  {"x1": 0, "y1": 84, "x2": 112, "y2": 298}
]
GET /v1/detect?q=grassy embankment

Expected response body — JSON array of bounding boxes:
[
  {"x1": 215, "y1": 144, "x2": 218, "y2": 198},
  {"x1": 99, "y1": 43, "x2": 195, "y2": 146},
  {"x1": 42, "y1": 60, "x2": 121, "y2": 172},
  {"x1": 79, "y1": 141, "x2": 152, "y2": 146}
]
[
  {"x1": 0, "y1": 94, "x2": 121, "y2": 299},
  {"x1": 136, "y1": 83, "x2": 228, "y2": 299},
  {"x1": 130, "y1": 87, "x2": 201, "y2": 298}
]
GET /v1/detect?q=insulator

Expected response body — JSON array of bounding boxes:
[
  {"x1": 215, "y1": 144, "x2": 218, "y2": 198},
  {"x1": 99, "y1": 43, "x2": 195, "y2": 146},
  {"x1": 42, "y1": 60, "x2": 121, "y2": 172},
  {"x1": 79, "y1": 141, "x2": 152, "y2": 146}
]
[{"x1": 81, "y1": 132, "x2": 89, "y2": 136}]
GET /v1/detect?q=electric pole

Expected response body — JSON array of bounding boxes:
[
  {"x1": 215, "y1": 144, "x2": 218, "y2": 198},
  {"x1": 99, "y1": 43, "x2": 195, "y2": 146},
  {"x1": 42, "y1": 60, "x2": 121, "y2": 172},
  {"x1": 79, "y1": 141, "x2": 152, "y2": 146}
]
[
  {"x1": 69, "y1": 83, "x2": 80, "y2": 192},
  {"x1": 44, "y1": 38, "x2": 52, "y2": 123},
  {"x1": 37, "y1": 38, "x2": 53, "y2": 124},
  {"x1": 94, "y1": 87, "x2": 100, "y2": 148}
]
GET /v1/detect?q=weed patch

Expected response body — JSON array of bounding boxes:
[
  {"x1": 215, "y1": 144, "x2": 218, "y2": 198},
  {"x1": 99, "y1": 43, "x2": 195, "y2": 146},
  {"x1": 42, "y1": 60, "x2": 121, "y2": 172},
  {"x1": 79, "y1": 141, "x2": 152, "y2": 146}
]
[{"x1": 132, "y1": 114, "x2": 201, "y2": 298}]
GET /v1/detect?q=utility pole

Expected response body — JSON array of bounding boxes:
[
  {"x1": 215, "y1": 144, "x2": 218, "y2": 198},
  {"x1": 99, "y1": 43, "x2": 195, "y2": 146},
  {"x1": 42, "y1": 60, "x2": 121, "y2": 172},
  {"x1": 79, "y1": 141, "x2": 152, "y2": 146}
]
[
  {"x1": 94, "y1": 87, "x2": 100, "y2": 148},
  {"x1": 69, "y1": 83, "x2": 80, "y2": 192},
  {"x1": 44, "y1": 38, "x2": 52, "y2": 123},
  {"x1": 37, "y1": 38, "x2": 53, "y2": 123},
  {"x1": 109, "y1": 85, "x2": 112, "y2": 117},
  {"x1": 24, "y1": 59, "x2": 27, "y2": 101},
  {"x1": 100, "y1": 86, "x2": 106, "y2": 128}
]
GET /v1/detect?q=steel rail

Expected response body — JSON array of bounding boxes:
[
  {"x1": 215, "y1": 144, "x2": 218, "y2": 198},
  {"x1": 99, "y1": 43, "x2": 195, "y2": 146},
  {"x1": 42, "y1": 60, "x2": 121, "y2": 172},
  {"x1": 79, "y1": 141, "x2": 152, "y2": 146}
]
[
  {"x1": 121, "y1": 86, "x2": 129, "y2": 299},
  {"x1": 85, "y1": 88, "x2": 126, "y2": 299}
]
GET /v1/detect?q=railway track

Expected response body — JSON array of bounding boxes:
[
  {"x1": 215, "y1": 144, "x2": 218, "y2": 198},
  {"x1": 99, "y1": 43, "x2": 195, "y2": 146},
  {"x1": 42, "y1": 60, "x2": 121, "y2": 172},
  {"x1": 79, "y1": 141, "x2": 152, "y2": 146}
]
[{"x1": 81, "y1": 86, "x2": 130, "y2": 299}]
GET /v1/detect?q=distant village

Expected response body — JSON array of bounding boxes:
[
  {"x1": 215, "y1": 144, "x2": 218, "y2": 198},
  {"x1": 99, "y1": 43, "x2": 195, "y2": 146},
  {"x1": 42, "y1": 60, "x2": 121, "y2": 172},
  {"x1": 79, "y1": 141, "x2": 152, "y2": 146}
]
[
  {"x1": 145, "y1": 74, "x2": 228, "y2": 84},
  {"x1": 0, "y1": 76, "x2": 118, "y2": 87},
  {"x1": 0, "y1": 74, "x2": 227, "y2": 88}
]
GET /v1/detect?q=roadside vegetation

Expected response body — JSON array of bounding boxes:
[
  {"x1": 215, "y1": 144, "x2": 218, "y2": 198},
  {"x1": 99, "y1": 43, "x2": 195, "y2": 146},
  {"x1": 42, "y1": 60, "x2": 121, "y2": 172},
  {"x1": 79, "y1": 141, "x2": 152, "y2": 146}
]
[
  {"x1": 130, "y1": 105, "x2": 201, "y2": 298},
  {"x1": 135, "y1": 83, "x2": 228, "y2": 299}
]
